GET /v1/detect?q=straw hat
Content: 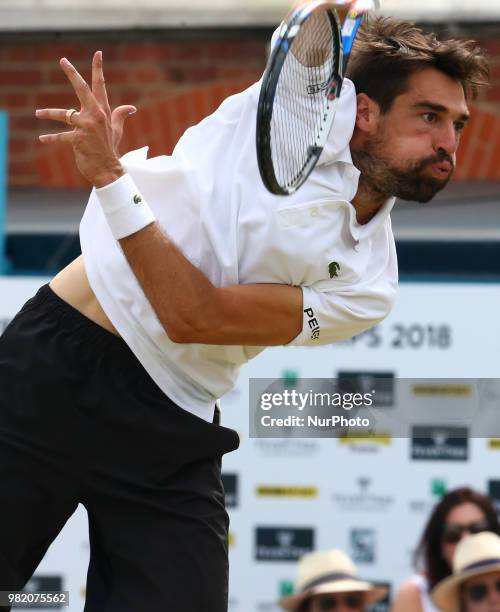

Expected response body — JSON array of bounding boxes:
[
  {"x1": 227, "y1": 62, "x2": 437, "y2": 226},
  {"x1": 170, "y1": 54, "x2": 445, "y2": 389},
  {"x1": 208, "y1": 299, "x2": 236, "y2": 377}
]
[
  {"x1": 279, "y1": 549, "x2": 388, "y2": 611},
  {"x1": 432, "y1": 532, "x2": 500, "y2": 612}
]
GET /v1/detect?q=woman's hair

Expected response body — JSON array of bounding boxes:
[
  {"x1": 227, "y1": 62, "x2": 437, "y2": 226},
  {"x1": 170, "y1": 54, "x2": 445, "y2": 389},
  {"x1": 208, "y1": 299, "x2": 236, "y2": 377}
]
[
  {"x1": 346, "y1": 17, "x2": 490, "y2": 113},
  {"x1": 413, "y1": 487, "x2": 500, "y2": 590}
]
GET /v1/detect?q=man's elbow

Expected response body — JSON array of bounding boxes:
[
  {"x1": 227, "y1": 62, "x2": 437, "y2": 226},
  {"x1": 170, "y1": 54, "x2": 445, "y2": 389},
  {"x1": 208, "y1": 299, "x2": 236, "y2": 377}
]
[{"x1": 164, "y1": 317, "x2": 214, "y2": 344}]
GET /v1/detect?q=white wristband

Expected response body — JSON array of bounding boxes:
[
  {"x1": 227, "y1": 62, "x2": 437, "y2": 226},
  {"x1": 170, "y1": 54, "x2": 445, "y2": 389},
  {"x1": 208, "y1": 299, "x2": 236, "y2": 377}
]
[{"x1": 95, "y1": 173, "x2": 156, "y2": 240}]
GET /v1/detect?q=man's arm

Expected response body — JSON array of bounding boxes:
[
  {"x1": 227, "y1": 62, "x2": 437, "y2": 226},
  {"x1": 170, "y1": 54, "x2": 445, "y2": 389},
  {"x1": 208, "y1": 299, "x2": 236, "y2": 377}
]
[
  {"x1": 34, "y1": 51, "x2": 304, "y2": 347},
  {"x1": 120, "y1": 222, "x2": 303, "y2": 346}
]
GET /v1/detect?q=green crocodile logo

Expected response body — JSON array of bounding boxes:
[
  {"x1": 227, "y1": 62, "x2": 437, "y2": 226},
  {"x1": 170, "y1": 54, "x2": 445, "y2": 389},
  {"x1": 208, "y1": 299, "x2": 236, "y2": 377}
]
[
  {"x1": 329, "y1": 262, "x2": 340, "y2": 278},
  {"x1": 133, "y1": 194, "x2": 142, "y2": 205}
]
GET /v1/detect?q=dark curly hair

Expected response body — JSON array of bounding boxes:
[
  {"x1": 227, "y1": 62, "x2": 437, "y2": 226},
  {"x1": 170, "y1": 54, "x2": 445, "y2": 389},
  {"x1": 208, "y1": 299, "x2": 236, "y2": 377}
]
[{"x1": 346, "y1": 17, "x2": 490, "y2": 113}]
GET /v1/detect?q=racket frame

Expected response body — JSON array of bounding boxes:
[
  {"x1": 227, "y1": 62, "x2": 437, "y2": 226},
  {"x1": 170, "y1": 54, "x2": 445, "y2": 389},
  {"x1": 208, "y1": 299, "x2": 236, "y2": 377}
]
[
  {"x1": 256, "y1": 0, "x2": 377, "y2": 196},
  {"x1": 256, "y1": 2, "x2": 343, "y2": 196}
]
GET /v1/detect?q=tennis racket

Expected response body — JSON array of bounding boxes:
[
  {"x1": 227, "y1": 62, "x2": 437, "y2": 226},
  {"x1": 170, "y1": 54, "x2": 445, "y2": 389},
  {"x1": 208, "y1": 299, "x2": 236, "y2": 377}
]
[{"x1": 256, "y1": 0, "x2": 381, "y2": 196}]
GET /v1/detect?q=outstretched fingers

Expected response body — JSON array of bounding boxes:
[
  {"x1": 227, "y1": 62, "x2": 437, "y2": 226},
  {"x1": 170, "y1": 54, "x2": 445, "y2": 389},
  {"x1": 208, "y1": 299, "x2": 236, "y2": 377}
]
[
  {"x1": 59, "y1": 57, "x2": 97, "y2": 109},
  {"x1": 39, "y1": 131, "x2": 74, "y2": 144},
  {"x1": 92, "y1": 51, "x2": 111, "y2": 114},
  {"x1": 35, "y1": 108, "x2": 81, "y2": 126}
]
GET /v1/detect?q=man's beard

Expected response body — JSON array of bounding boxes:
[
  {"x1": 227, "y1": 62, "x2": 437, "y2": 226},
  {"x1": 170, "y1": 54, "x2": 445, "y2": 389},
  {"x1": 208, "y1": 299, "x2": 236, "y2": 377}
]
[{"x1": 352, "y1": 138, "x2": 454, "y2": 203}]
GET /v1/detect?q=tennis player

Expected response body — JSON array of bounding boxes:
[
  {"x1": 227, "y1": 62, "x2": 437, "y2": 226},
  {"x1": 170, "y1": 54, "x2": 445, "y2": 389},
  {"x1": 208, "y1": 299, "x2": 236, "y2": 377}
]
[{"x1": 0, "y1": 11, "x2": 488, "y2": 612}]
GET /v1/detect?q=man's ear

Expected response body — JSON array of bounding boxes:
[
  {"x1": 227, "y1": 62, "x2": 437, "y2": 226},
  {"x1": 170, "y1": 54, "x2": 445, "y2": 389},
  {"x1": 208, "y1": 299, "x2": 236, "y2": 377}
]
[{"x1": 355, "y1": 93, "x2": 381, "y2": 134}]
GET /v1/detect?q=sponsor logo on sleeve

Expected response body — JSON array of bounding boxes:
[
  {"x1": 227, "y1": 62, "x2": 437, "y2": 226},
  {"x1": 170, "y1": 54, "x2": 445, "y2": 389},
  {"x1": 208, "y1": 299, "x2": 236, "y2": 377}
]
[{"x1": 304, "y1": 308, "x2": 320, "y2": 341}]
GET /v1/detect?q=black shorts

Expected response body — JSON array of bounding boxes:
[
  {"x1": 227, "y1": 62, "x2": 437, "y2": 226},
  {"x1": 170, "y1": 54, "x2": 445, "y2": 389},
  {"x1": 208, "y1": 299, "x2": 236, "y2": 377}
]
[{"x1": 0, "y1": 284, "x2": 239, "y2": 612}]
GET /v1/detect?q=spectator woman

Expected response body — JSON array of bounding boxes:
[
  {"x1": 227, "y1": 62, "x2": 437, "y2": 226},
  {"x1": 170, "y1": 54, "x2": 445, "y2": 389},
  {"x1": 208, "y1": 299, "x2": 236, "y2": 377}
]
[{"x1": 391, "y1": 487, "x2": 500, "y2": 612}]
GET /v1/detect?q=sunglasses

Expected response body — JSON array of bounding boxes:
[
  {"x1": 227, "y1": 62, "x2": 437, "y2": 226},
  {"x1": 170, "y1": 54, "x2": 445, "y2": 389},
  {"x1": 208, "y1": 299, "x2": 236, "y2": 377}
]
[
  {"x1": 316, "y1": 594, "x2": 364, "y2": 610},
  {"x1": 441, "y1": 520, "x2": 490, "y2": 544},
  {"x1": 465, "y1": 579, "x2": 500, "y2": 603}
]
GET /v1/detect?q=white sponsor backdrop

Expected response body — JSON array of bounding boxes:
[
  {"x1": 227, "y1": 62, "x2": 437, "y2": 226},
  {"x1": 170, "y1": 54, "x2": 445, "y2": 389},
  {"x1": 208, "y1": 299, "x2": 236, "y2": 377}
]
[{"x1": 1, "y1": 277, "x2": 500, "y2": 611}]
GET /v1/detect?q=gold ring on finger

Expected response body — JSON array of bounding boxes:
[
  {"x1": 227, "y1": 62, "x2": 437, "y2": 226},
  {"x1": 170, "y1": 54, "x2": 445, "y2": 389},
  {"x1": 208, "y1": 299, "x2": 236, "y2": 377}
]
[{"x1": 65, "y1": 108, "x2": 79, "y2": 126}]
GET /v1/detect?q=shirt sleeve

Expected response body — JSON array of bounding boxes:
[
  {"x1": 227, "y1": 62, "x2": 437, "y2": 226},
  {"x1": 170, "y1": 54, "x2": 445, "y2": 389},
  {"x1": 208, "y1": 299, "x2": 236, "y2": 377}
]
[{"x1": 286, "y1": 283, "x2": 396, "y2": 347}]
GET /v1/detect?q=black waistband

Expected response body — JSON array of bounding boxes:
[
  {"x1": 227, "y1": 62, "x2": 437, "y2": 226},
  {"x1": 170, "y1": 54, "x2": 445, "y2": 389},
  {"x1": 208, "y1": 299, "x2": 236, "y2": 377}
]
[{"x1": 33, "y1": 283, "x2": 133, "y2": 359}]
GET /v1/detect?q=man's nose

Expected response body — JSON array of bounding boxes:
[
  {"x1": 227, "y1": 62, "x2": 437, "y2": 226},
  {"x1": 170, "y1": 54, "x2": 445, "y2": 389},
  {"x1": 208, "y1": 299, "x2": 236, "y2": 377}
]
[{"x1": 433, "y1": 122, "x2": 459, "y2": 156}]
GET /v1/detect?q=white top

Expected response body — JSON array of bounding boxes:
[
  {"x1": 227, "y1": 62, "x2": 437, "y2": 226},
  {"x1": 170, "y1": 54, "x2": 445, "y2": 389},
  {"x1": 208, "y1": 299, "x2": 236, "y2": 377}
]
[
  {"x1": 410, "y1": 574, "x2": 439, "y2": 612},
  {"x1": 80, "y1": 52, "x2": 398, "y2": 421}
]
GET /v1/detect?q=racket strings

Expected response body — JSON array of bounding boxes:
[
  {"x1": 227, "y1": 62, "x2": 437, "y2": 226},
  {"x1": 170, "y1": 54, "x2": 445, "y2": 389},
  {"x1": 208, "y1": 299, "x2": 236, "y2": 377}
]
[{"x1": 271, "y1": 9, "x2": 339, "y2": 190}]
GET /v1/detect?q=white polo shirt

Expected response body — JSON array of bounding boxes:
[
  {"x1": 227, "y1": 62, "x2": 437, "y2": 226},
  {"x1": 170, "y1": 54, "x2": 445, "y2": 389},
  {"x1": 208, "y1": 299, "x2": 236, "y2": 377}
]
[{"x1": 79, "y1": 70, "x2": 398, "y2": 421}]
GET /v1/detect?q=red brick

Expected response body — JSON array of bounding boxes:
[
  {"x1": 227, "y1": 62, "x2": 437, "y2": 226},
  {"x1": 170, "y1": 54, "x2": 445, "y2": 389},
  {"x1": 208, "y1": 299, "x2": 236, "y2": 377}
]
[
  {"x1": 485, "y1": 86, "x2": 500, "y2": 102},
  {"x1": 0, "y1": 70, "x2": 41, "y2": 86},
  {"x1": 112, "y1": 88, "x2": 143, "y2": 108},
  {"x1": 174, "y1": 44, "x2": 203, "y2": 62},
  {"x1": 154, "y1": 104, "x2": 175, "y2": 152},
  {"x1": 490, "y1": 63, "x2": 500, "y2": 81},
  {"x1": 4, "y1": 46, "x2": 38, "y2": 62},
  {"x1": 102, "y1": 67, "x2": 130, "y2": 86},
  {"x1": 6, "y1": 93, "x2": 30, "y2": 107},
  {"x1": 168, "y1": 65, "x2": 217, "y2": 83},
  {"x1": 485, "y1": 142, "x2": 500, "y2": 179},
  {"x1": 9, "y1": 159, "x2": 35, "y2": 176},
  {"x1": 9, "y1": 115, "x2": 38, "y2": 131},
  {"x1": 35, "y1": 92, "x2": 80, "y2": 109},
  {"x1": 120, "y1": 44, "x2": 172, "y2": 62},
  {"x1": 482, "y1": 39, "x2": 500, "y2": 56},
  {"x1": 37, "y1": 45, "x2": 93, "y2": 62},
  {"x1": 36, "y1": 152, "x2": 54, "y2": 184},
  {"x1": 46, "y1": 69, "x2": 72, "y2": 86},
  {"x1": 205, "y1": 42, "x2": 265, "y2": 61},
  {"x1": 477, "y1": 112, "x2": 496, "y2": 146},
  {"x1": 133, "y1": 66, "x2": 163, "y2": 84},
  {"x1": 9, "y1": 139, "x2": 31, "y2": 156}
]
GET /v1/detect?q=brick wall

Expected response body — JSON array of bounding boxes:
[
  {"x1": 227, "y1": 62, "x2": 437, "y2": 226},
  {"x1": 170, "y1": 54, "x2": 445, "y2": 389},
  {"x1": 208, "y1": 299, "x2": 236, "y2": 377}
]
[{"x1": 0, "y1": 29, "x2": 499, "y2": 188}]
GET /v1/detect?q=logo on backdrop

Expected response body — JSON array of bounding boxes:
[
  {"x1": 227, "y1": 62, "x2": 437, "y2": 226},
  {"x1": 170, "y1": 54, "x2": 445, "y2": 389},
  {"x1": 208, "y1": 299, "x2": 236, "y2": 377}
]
[
  {"x1": 253, "y1": 581, "x2": 296, "y2": 612},
  {"x1": 332, "y1": 477, "x2": 395, "y2": 513},
  {"x1": 488, "y1": 480, "x2": 500, "y2": 518},
  {"x1": 253, "y1": 439, "x2": 320, "y2": 458},
  {"x1": 336, "y1": 371, "x2": 395, "y2": 407},
  {"x1": 488, "y1": 439, "x2": 500, "y2": 451},
  {"x1": 409, "y1": 478, "x2": 448, "y2": 514},
  {"x1": 338, "y1": 432, "x2": 392, "y2": 454},
  {"x1": 256, "y1": 485, "x2": 318, "y2": 498},
  {"x1": 222, "y1": 473, "x2": 238, "y2": 508},
  {"x1": 411, "y1": 426, "x2": 469, "y2": 461},
  {"x1": 255, "y1": 527, "x2": 315, "y2": 562},
  {"x1": 350, "y1": 528, "x2": 376, "y2": 564},
  {"x1": 411, "y1": 383, "x2": 473, "y2": 397}
]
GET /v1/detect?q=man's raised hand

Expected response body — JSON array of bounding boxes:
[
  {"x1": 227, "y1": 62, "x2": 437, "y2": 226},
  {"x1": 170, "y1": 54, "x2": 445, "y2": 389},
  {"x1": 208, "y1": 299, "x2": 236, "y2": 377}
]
[{"x1": 35, "y1": 51, "x2": 137, "y2": 188}]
